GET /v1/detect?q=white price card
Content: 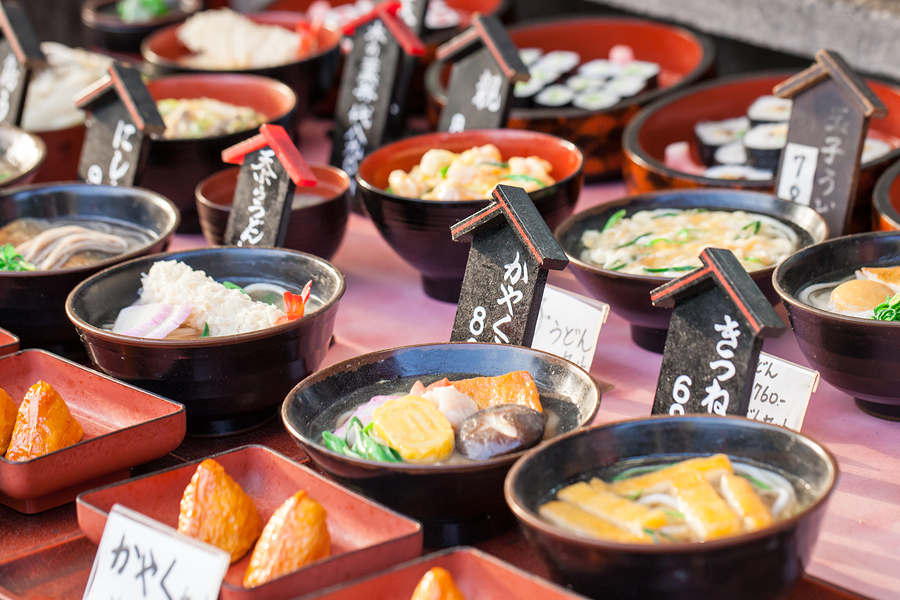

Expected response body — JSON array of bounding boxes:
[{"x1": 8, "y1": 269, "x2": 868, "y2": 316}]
[
  {"x1": 532, "y1": 285, "x2": 609, "y2": 371},
  {"x1": 746, "y1": 352, "x2": 819, "y2": 431},
  {"x1": 776, "y1": 142, "x2": 819, "y2": 207},
  {"x1": 83, "y1": 503, "x2": 230, "y2": 600}
]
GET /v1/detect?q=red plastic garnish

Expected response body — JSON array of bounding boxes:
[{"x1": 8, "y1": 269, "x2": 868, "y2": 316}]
[{"x1": 283, "y1": 280, "x2": 313, "y2": 320}]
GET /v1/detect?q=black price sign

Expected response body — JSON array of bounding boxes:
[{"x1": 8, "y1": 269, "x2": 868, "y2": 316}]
[
  {"x1": 0, "y1": 1, "x2": 45, "y2": 127},
  {"x1": 76, "y1": 63, "x2": 164, "y2": 188},
  {"x1": 435, "y1": 14, "x2": 528, "y2": 133},
  {"x1": 222, "y1": 124, "x2": 317, "y2": 248},
  {"x1": 449, "y1": 184, "x2": 567, "y2": 347},
  {"x1": 650, "y1": 248, "x2": 786, "y2": 417},
  {"x1": 330, "y1": 1, "x2": 424, "y2": 185},
  {"x1": 773, "y1": 49, "x2": 887, "y2": 237}
]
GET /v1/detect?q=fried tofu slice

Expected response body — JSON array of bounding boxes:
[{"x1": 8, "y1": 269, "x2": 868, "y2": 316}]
[
  {"x1": 610, "y1": 454, "x2": 733, "y2": 496},
  {"x1": 539, "y1": 500, "x2": 651, "y2": 544},
  {"x1": 718, "y1": 473, "x2": 773, "y2": 532},
  {"x1": 556, "y1": 479, "x2": 666, "y2": 538},
  {"x1": 671, "y1": 472, "x2": 741, "y2": 541}
]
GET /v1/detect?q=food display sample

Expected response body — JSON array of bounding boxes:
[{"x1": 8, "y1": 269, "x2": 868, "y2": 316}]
[
  {"x1": 387, "y1": 144, "x2": 556, "y2": 200},
  {"x1": 579, "y1": 207, "x2": 799, "y2": 275},
  {"x1": 177, "y1": 9, "x2": 318, "y2": 70},
  {"x1": 109, "y1": 260, "x2": 311, "y2": 339},
  {"x1": 0, "y1": 387, "x2": 17, "y2": 454},
  {"x1": 539, "y1": 454, "x2": 799, "y2": 544},
  {"x1": 116, "y1": 0, "x2": 171, "y2": 22},
  {"x1": 669, "y1": 95, "x2": 898, "y2": 180},
  {"x1": 21, "y1": 43, "x2": 114, "y2": 132},
  {"x1": 514, "y1": 44, "x2": 660, "y2": 111},
  {"x1": 157, "y1": 97, "x2": 268, "y2": 139},
  {"x1": 323, "y1": 371, "x2": 551, "y2": 464},
  {"x1": 798, "y1": 265, "x2": 900, "y2": 319},
  {"x1": 410, "y1": 567, "x2": 467, "y2": 600},
  {"x1": 305, "y1": 0, "x2": 462, "y2": 31},
  {"x1": 4, "y1": 381, "x2": 83, "y2": 462}
]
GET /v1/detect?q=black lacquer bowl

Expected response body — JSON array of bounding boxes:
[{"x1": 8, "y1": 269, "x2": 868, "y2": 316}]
[
  {"x1": 774, "y1": 231, "x2": 900, "y2": 420},
  {"x1": 0, "y1": 184, "x2": 179, "y2": 356},
  {"x1": 81, "y1": 0, "x2": 203, "y2": 54},
  {"x1": 505, "y1": 415, "x2": 838, "y2": 600},
  {"x1": 282, "y1": 342, "x2": 600, "y2": 547},
  {"x1": 554, "y1": 189, "x2": 828, "y2": 353},
  {"x1": 67, "y1": 247, "x2": 345, "y2": 435},
  {"x1": 356, "y1": 129, "x2": 584, "y2": 303}
]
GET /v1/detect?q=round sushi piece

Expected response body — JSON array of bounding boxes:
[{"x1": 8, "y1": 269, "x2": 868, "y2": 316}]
[
  {"x1": 424, "y1": 0, "x2": 461, "y2": 30},
  {"x1": 743, "y1": 122, "x2": 787, "y2": 171},
  {"x1": 606, "y1": 75, "x2": 647, "y2": 98},
  {"x1": 528, "y1": 65, "x2": 563, "y2": 86},
  {"x1": 518, "y1": 48, "x2": 543, "y2": 68},
  {"x1": 713, "y1": 140, "x2": 748, "y2": 166},
  {"x1": 619, "y1": 60, "x2": 661, "y2": 88},
  {"x1": 573, "y1": 89, "x2": 620, "y2": 111},
  {"x1": 862, "y1": 136, "x2": 893, "y2": 164},
  {"x1": 747, "y1": 95, "x2": 792, "y2": 126},
  {"x1": 565, "y1": 75, "x2": 605, "y2": 93},
  {"x1": 534, "y1": 84, "x2": 575, "y2": 108},
  {"x1": 578, "y1": 59, "x2": 620, "y2": 79},
  {"x1": 514, "y1": 77, "x2": 547, "y2": 99},
  {"x1": 694, "y1": 116, "x2": 750, "y2": 165},
  {"x1": 704, "y1": 165, "x2": 773, "y2": 181},
  {"x1": 532, "y1": 51, "x2": 581, "y2": 76}
]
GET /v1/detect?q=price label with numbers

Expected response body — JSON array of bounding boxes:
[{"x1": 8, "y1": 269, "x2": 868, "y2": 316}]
[
  {"x1": 83, "y1": 503, "x2": 230, "y2": 600},
  {"x1": 776, "y1": 143, "x2": 819, "y2": 207},
  {"x1": 745, "y1": 352, "x2": 819, "y2": 431},
  {"x1": 531, "y1": 285, "x2": 609, "y2": 371}
]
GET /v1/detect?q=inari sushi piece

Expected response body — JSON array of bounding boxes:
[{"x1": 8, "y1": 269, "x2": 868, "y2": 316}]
[
  {"x1": 5, "y1": 381, "x2": 83, "y2": 462},
  {"x1": 0, "y1": 388, "x2": 16, "y2": 455},
  {"x1": 410, "y1": 567, "x2": 468, "y2": 600}
]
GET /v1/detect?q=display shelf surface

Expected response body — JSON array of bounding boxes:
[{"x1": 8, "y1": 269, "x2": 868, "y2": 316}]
[{"x1": 0, "y1": 119, "x2": 897, "y2": 600}]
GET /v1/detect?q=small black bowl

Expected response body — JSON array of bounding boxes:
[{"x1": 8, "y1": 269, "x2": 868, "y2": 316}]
[
  {"x1": 81, "y1": 0, "x2": 202, "y2": 54},
  {"x1": 356, "y1": 129, "x2": 584, "y2": 302},
  {"x1": 282, "y1": 342, "x2": 600, "y2": 547},
  {"x1": 67, "y1": 247, "x2": 345, "y2": 435},
  {"x1": 774, "y1": 231, "x2": 900, "y2": 420},
  {"x1": 0, "y1": 184, "x2": 179, "y2": 356},
  {"x1": 505, "y1": 415, "x2": 838, "y2": 600},
  {"x1": 554, "y1": 189, "x2": 828, "y2": 353}
]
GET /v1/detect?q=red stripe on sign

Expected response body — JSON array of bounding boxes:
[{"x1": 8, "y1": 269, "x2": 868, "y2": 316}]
[
  {"x1": 706, "y1": 259, "x2": 762, "y2": 334},
  {"x1": 450, "y1": 203, "x2": 501, "y2": 236},
  {"x1": 495, "y1": 191, "x2": 543, "y2": 263},
  {"x1": 649, "y1": 266, "x2": 710, "y2": 302}
]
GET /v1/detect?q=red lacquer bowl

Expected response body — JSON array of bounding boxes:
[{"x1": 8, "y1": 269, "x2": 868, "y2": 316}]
[{"x1": 872, "y1": 159, "x2": 900, "y2": 231}]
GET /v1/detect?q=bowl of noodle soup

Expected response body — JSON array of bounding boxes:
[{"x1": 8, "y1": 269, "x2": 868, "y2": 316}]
[{"x1": 505, "y1": 415, "x2": 838, "y2": 600}]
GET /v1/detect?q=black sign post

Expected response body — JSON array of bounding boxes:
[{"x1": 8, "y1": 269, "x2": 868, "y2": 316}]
[
  {"x1": 435, "y1": 14, "x2": 528, "y2": 133},
  {"x1": 221, "y1": 124, "x2": 317, "y2": 248},
  {"x1": 0, "y1": 2, "x2": 44, "y2": 127},
  {"x1": 330, "y1": 0, "x2": 425, "y2": 187},
  {"x1": 75, "y1": 63, "x2": 164, "y2": 188},
  {"x1": 449, "y1": 184, "x2": 568, "y2": 347},
  {"x1": 650, "y1": 248, "x2": 786, "y2": 417},
  {"x1": 389, "y1": 0, "x2": 430, "y2": 132},
  {"x1": 773, "y1": 49, "x2": 887, "y2": 237}
]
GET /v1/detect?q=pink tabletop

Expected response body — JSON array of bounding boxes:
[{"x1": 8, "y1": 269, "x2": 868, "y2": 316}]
[{"x1": 168, "y1": 119, "x2": 900, "y2": 600}]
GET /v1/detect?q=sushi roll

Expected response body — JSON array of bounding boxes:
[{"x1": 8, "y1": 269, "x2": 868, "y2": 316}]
[
  {"x1": 565, "y1": 75, "x2": 604, "y2": 93},
  {"x1": 573, "y1": 89, "x2": 620, "y2": 111},
  {"x1": 862, "y1": 136, "x2": 893, "y2": 164},
  {"x1": 606, "y1": 75, "x2": 647, "y2": 99},
  {"x1": 424, "y1": 0, "x2": 461, "y2": 30},
  {"x1": 743, "y1": 122, "x2": 787, "y2": 171},
  {"x1": 528, "y1": 65, "x2": 563, "y2": 86},
  {"x1": 704, "y1": 165, "x2": 773, "y2": 181},
  {"x1": 619, "y1": 60, "x2": 661, "y2": 89},
  {"x1": 532, "y1": 51, "x2": 581, "y2": 76},
  {"x1": 747, "y1": 95, "x2": 792, "y2": 126},
  {"x1": 534, "y1": 85, "x2": 575, "y2": 108},
  {"x1": 518, "y1": 48, "x2": 543, "y2": 68},
  {"x1": 713, "y1": 140, "x2": 747, "y2": 166},
  {"x1": 512, "y1": 77, "x2": 547, "y2": 108},
  {"x1": 578, "y1": 59, "x2": 620, "y2": 79},
  {"x1": 694, "y1": 116, "x2": 750, "y2": 166}
]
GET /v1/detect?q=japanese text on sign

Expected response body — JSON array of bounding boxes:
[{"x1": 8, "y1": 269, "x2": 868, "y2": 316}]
[
  {"x1": 237, "y1": 148, "x2": 277, "y2": 247},
  {"x1": 776, "y1": 143, "x2": 819, "y2": 206},
  {"x1": 467, "y1": 250, "x2": 527, "y2": 342},
  {"x1": 532, "y1": 286, "x2": 608, "y2": 370},
  {"x1": 83, "y1": 504, "x2": 230, "y2": 600},
  {"x1": 86, "y1": 119, "x2": 136, "y2": 186},
  {"x1": 746, "y1": 351, "x2": 818, "y2": 431},
  {"x1": 0, "y1": 53, "x2": 19, "y2": 123},
  {"x1": 342, "y1": 20, "x2": 387, "y2": 180},
  {"x1": 669, "y1": 313, "x2": 740, "y2": 416}
]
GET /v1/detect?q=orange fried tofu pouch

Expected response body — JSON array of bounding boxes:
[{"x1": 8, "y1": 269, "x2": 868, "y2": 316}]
[
  {"x1": 410, "y1": 567, "x2": 468, "y2": 600},
  {"x1": 0, "y1": 387, "x2": 17, "y2": 455},
  {"x1": 244, "y1": 490, "x2": 331, "y2": 588},
  {"x1": 5, "y1": 381, "x2": 83, "y2": 461},
  {"x1": 177, "y1": 459, "x2": 262, "y2": 564},
  {"x1": 450, "y1": 370, "x2": 542, "y2": 412}
]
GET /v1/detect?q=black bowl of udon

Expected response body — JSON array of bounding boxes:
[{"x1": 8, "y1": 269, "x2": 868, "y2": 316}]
[
  {"x1": 0, "y1": 183, "x2": 179, "y2": 355},
  {"x1": 774, "y1": 231, "x2": 900, "y2": 420},
  {"x1": 554, "y1": 189, "x2": 828, "y2": 353},
  {"x1": 282, "y1": 342, "x2": 600, "y2": 547},
  {"x1": 67, "y1": 246, "x2": 345, "y2": 436},
  {"x1": 505, "y1": 415, "x2": 838, "y2": 600}
]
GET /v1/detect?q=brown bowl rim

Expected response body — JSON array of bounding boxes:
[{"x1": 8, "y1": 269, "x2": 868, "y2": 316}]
[
  {"x1": 282, "y1": 341, "x2": 601, "y2": 473},
  {"x1": 622, "y1": 69, "x2": 900, "y2": 188},
  {"x1": 504, "y1": 413, "x2": 839, "y2": 554},
  {"x1": 356, "y1": 128, "x2": 584, "y2": 204},
  {"x1": 65, "y1": 246, "x2": 346, "y2": 347},
  {"x1": 872, "y1": 159, "x2": 900, "y2": 231},
  {"x1": 425, "y1": 15, "x2": 716, "y2": 121},
  {"x1": 81, "y1": 0, "x2": 202, "y2": 30}
]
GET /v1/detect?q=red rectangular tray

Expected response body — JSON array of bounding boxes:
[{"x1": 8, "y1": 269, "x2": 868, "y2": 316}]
[
  {"x1": 0, "y1": 329, "x2": 18, "y2": 358},
  {"x1": 77, "y1": 444, "x2": 424, "y2": 600},
  {"x1": 296, "y1": 547, "x2": 590, "y2": 599},
  {"x1": 0, "y1": 350, "x2": 186, "y2": 513}
]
